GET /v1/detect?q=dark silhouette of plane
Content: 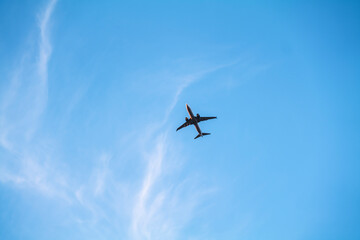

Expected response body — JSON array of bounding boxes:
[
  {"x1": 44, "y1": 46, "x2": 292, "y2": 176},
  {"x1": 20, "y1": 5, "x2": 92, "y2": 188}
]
[{"x1": 176, "y1": 104, "x2": 217, "y2": 139}]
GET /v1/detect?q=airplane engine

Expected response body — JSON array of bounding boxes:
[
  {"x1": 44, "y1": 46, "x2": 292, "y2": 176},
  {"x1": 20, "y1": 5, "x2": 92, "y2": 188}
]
[
  {"x1": 196, "y1": 113, "x2": 200, "y2": 118},
  {"x1": 185, "y1": 117, "x2": 189, "y2": 121}
]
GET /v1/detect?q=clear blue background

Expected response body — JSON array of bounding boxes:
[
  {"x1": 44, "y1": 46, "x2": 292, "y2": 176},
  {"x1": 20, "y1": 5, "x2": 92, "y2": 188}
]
[{"x1": 0, "y1": 0, "x2": 359, "y2": 239}]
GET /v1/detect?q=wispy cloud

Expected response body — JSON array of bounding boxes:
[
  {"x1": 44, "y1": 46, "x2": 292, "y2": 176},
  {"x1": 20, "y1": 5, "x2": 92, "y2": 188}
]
[
  {"x1": 93, "y1": 153, "x2": 112, "y2": 197},
  {"x1": 131, "y1": 134, "x2": 193, "y2": 240},
  {"x1": 38, "y1": 0, "x2": 57, "y2": 84},
  {"x1": 29, "y1": 0, "x2": 57, "y2": 139},
  {"x1": 0, "y1": 0, "x2": 58, "y2": 149},
  {"x1": 0, "y1": 0, "x2": 60, "y2": 197},
  {"x1": 132, "y1": 135, "x2": 167, "y2": 239},
  {"x1": 130, "y1": 63, "x2": 231, "y2": 239},
  {"x1": 163, "y1": 61, "x2": 239, "y2": 125}
]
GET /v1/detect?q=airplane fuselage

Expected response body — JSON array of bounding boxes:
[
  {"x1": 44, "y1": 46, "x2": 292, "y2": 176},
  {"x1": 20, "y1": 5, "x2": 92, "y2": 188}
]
[
  {"x1": 186, "y1": 104, "x2": 202, "y2": 135},
  {"x1": 177, "y1": 104, "x2": 216, "y2": 139}
]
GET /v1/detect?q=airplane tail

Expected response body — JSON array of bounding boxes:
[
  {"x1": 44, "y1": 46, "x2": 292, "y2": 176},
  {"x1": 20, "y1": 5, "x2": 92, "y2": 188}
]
[{"x1": 194, "y1": 133, "x2": 211, "y2": 139}]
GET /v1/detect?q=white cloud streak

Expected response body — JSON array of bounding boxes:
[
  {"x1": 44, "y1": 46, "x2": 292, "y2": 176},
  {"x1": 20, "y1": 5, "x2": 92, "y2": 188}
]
[
  {"x1": 29, "y1": 0, "x2": 57, "y2": 139},
  {"x1": 132, "y1": 135, "x2": 166, "y2": 239},
  {"x1": 163, "y1": 62, "x2": 238, "y2": 125},
  {"x1": 0, "y1": 0, "x2": 60, "y2": 197},
  {"x1": 131, "y1": 133, "x2": 215, "y2": 240},
  {"x1": 130, "y1": 63, "x2": 232, "y2": 239},
  {"x1": 38, "y1": 0, "x2": 57, "y2": 84},
  {"x1": 93, "y1": 153, "x2": 111, "y2": 197}
]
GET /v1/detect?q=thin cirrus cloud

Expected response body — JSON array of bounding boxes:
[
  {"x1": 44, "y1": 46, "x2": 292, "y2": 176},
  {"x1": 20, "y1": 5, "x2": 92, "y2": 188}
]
[
  {"x1": 0, "y1": 0, "x2": 61, "y2": 197},
  {"x1": 130, "y1": 65, "x2": 232, "y2": 239},
  {"x1": 38, "y1": 0, "x2": 57, "y2": 84},
  {"x1": 131, "y1": 134, "x2": 203, "y2": 240},
  {"x1": 0, "y1": 0, "x2": 57, "y2": 149}
]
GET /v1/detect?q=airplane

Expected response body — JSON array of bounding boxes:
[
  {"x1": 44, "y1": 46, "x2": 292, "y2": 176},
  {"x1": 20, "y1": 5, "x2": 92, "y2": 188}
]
[{"x1": 176, "y1": 104, "x2": 217, "y2": 139}]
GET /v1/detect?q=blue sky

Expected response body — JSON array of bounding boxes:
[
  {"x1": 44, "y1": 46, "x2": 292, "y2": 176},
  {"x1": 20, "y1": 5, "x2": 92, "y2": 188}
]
[{"x1": 0, "y1": 0, "x2": 359, "y2": 239}]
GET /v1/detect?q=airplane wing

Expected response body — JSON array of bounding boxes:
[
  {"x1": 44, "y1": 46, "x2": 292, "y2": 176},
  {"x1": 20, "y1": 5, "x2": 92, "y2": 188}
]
[
  {"x1": 176, "y1": 121, "x2": 192, "y2": 131},
  {"x1": 197, "y1": 116, "x2": 217, "y2": 122}
]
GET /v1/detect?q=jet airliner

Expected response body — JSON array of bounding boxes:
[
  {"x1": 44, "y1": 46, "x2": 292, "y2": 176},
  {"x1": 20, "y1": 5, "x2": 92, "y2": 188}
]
[{"x1": 176, "y1": 104, "x2": 217, "y2": 139}]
